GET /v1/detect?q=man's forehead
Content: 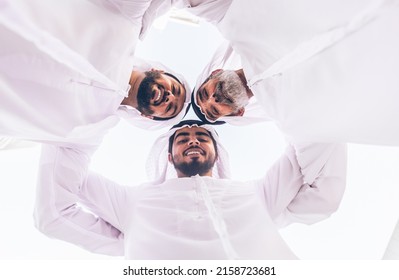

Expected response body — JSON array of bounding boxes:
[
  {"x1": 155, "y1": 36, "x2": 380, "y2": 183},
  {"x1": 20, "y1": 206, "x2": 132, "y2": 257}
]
[
  {"x1": 175, "y1": 126, "x2": 211, "y2": 137},
  {"x1": 202, "y1": 77, "x2": 218, "y2": 89},
  {"x1": 155, "y1": 72, "x2": 178, "y2": 84},
  {"x1": 163, "y1": 72, "x2": 182, "y2": 84},
  {"x1": 153, "y1": 75, "x2": 168, "y2": 84}
]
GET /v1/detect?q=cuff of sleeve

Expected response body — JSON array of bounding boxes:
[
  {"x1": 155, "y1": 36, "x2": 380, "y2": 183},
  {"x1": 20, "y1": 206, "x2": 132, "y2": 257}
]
[{"x1": 293, "y1": 143, "x2": 339, "y2": 184}]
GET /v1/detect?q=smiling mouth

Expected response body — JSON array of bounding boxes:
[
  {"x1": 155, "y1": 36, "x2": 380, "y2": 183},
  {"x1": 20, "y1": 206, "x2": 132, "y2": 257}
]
[
  {"x1": 184, "y1": 148, "x2": 204, "y2": 156},
  {"x1": 152, "y1": 90, "x2": 164, "y2": 106}
]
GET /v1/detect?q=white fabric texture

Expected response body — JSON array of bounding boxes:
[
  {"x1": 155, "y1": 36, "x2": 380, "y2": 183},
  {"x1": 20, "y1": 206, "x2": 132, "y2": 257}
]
[
  {"x1": 35, "y1": 142, "x2": 346, "y2": 259},
  {"x1": 0, "y1": 137, "x2": 36, "y2": 150},
  {"x1": 197, "y1": 0, "x2": 399, "y2": 145},
  {"x1": 0, "y1": 0, "x2": 191, "y2": 146}
]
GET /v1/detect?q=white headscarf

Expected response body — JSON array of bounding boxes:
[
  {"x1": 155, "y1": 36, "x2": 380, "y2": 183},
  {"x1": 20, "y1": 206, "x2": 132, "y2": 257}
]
[
  {"x1": 117, "y1": 57, "x2": 192, "y2": 130},
  {"x1": 146, "y1": 120, "x2": 231, "y2": 184}
]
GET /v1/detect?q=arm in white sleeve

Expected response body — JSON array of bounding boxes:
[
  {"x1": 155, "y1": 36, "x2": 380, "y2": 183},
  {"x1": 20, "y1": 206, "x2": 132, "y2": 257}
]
[
  {"x1": 96, "y1": 0, "x2": 153, "y2": 22},
  {"x1": 184, "y1": 0, "x2": 232, "y2": 24},
  {"x1": 34, "y1": 144, "x2": 129, "y2": 256},
  {"x1": 257, "y1": 143, "x2": 347, "y2": 227},
  {"x1": 139, "y1": 0, "x2": 231, "y2": 39}
]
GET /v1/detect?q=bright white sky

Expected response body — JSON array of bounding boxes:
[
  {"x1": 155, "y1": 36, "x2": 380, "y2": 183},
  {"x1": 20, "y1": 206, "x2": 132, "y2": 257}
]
[{"x1": 1, "y1": 15, "x2": 399, "y2": 260}]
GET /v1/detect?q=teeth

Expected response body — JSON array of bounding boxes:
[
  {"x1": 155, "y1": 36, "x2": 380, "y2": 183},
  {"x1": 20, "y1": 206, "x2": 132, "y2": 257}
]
[
  {"x1": 154, "y1": 92, "x2": 161, "y2": 102},
  {"x1": 187, "y1": 151, "x2": 200, "y2": 155}
]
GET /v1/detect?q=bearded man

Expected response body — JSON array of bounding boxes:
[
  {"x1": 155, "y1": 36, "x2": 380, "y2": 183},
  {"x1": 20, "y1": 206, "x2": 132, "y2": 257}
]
[{"x1": 34, "y1": 120, "x2": 347, "y2": 259}]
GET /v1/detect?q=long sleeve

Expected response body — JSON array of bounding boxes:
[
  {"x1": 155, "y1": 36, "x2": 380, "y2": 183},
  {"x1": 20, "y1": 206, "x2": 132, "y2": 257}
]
[
  {"x1": 184, "y1": 0, "x2": 232, "y2": 24},
  {"x1": 257, "y1": 143, "x2": 347, "y2": 227},
  {"x1": 34, "y1": 144, "x2": 130, "y2": 256},
  {"x1": 139, "y1": 0, "x2": 232, "y2": 39},
  {"x1": 100, "y1": 0, "x2": 153, "y2": 22}
]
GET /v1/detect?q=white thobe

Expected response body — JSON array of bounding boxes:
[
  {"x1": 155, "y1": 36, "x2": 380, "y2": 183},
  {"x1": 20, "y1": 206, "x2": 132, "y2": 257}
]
[
  {"x1": 0, "y1": 0, "x2": 190, "y2": 146},
  {"x1": 195, "y1": 0, "x2": 399, "y2": 145},
  {"x1": 34, "y1": 143, "x2": 346, "y2": 259}
]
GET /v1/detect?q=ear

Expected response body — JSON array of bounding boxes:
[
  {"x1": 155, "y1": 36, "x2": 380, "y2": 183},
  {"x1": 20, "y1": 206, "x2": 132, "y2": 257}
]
[
  {"x1": 211, "y1": 69, "x2": 223, "y2": 76},
  {"x1": 151, "y1": 68, "x2": 164, "y2": 73},
  {"x1": 141, "y1": 113, "x2": 154, "y2": 120},
  {"x1": 230, "y1": 107, "x2": 245, "y2": 117},
  {"x1": 168, "y1": 153, "x2": 173, "y2": 163}
]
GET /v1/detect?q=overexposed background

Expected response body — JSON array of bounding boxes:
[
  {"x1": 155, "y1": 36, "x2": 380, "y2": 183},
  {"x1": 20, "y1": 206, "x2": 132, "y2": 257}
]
[{"x1": 1, "y1": 13, "x2": 399, "y2": 260}]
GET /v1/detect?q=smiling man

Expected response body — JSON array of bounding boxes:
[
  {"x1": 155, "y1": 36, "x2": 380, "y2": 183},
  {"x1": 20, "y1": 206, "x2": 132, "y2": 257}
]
[
  {"x1": 123, "y1": 70, "x2": 186, "y2": 120},
  {"x1": 0, "y1": 0, "x2": 191, "y2": 146},
  {"x1": 194, "y1": 69, "x2": 251, "y2": 122},
  {"x1": 188, "y1": 0, "x2": 399, "y2": 145},
  {"x1": 168, "y1": 124, "x2": 217, "y2": 177},
  {"x1": 35, "y1": 120, "x2": 347, "y2": 259}
]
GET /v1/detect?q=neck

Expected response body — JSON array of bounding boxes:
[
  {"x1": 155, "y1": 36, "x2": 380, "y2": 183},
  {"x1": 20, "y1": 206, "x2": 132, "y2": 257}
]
[{"x1": 236, "y1": 69, "x2": 254, "y2": 99}]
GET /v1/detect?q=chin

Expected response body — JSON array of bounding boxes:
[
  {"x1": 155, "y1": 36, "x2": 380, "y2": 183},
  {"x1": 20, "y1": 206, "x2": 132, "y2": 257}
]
[{"x1": 174, "y1": 160, "x2": 214, "y2": 177}]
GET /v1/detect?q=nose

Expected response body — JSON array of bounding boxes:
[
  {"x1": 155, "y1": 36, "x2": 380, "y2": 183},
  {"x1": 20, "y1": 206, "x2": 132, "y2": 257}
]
[
  {"x1": 188, "y1": 137, "x2": 200, "y2": 146},
  {"x1": 164, "y1": 91, "x2": 174, "y2": 103}
]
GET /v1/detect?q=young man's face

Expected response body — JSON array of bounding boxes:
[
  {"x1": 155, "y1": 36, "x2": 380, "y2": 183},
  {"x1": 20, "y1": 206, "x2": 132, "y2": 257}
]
[
  {"x1": 137, "y1": 72, "x2": 186, "y2": 119},
  {"x1": 168, "y1": 126, "x2": 217, "y2": 177},
  {"x1": 196, "y1": 77, "x2": 236, "y2": 121}
]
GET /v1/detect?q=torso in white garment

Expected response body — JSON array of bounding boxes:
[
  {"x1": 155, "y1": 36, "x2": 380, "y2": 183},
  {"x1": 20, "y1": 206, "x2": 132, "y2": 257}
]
[
  {"x1": 0, "y1": 0, "x2": 189, "y2": 145},
  {"x1": 35, "y1": 143, "x2": 346, "y2": 259},
  {"x1": 216, "y1": 0, "x2": 399, "y2": 145},
  {"x1": 0, "y1": 0, "x2": 141, "y2": 145},
  {"x1": 122, "y1": 176, "x2": 297, "y2": 259},
  {"x1": 9, "y1": 0, "x2": 146, "y2": 87}
]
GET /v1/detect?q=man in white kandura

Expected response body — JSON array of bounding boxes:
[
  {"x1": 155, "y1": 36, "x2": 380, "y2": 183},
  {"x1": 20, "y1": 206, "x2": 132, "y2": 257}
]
[
  {"x1": 35, "y1": 120, "x2": 347, "y2": 259},
  {"x1": 0, "y1": 0, "x2": 191, "y2": 146},
  {"x1": 188, "y1": 0, "x2": 399, "y2": 146}
]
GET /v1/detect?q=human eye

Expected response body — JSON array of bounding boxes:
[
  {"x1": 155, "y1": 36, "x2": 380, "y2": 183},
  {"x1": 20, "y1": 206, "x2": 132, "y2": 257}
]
[
  {"x1": 206, "y1": 111, "x2": 216, "y2": 120},
  {"x1": 176, "y1": 138, "x2": 188, "y2": 144},
  {"x1": 212, "y1": 107, "x2": 220, "y2": 117},
  {"x1": 198, "y1": 89, "x2": 204, "y2": 102},
  {"x1": 156, "y1": 83, "x2": 164, "y2": 90},
  {"x1": 196, "y1": 132, "x2": 211, "y2": 142},
  {"x1": 165, "y1": 103, "x2": 172, "y2": 113}
]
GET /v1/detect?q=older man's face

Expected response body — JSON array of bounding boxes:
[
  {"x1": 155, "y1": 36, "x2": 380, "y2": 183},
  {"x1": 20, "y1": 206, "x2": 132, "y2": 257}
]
[
  {"x1": 169, "y1": 126, "x2": 217, "y2": 177},
  {"x1": 196, "y1": 77, "x2": 236, "y2": 121}
]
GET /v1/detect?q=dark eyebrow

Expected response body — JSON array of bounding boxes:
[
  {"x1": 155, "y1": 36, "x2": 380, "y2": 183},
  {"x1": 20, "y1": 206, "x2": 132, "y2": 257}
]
[
  {"x1": 204, "y1": 88, "x2": 209, "y2": 99},
  {"x1": 211, "y1": 105, "x2": 219, "y2": 115},
  {"x1": 164, "y1": 72, "x2": 182, "y2": 85},
  {"x1": 165, "y1": 103, "x2": 172, "y2": 113},
  {"x1": 199, "y1": 87, "x2": 209, "y2": 102},
  {"x1": 175, "y1": 130, "x2": 211, "y2": 140},
  {"x1": 170, "y1": 103, "x2": 178, "y2": 117},
  {"x1": 197, "y1": 89, "x2": 203, "y2": 102},
  {"x1": 175, "y1": 83, "x2": 181, "y2": 96},
  {"x1": 206, "y1": 110, "x2": 216, "y2": 120},
  {"x1": 195, "y1": 131, "x2": 211, "y2": 138},
  {"x1": 175, "y1": 132, "x2": 190, "y2": 139}
]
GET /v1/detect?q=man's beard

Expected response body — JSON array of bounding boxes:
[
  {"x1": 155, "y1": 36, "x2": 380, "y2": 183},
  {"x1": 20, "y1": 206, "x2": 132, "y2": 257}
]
[
  {"x1": 136, "y1": 83, "x2": 153, "y2": 114},
  {"x1": 173, "y1": 157, "x2": 215, "y2": 177}
]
